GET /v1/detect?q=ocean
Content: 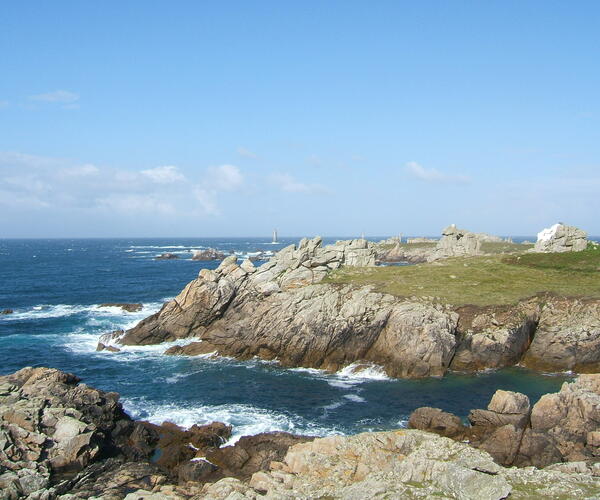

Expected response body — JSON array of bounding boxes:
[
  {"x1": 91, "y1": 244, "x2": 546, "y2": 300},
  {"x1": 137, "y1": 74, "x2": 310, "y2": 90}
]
[{"x1": 0, "y1": 237, "x2": 570, "y2": 444}]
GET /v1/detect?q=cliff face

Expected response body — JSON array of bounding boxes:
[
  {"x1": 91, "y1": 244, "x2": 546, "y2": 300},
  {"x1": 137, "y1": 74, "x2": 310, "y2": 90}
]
[{"x1": 99, "y1": 237, "x2": 600, "y2": 379}]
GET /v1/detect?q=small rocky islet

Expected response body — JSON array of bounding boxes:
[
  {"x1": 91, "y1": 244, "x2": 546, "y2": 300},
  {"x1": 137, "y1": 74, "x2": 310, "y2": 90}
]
[{"x1": 5, "y1": 223, "x2": 600, "y2": 499}]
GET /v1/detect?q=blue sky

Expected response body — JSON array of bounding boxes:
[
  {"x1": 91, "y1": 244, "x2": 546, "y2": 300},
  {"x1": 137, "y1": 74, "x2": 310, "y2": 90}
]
[{"x1": 1, "y1": 1, "x2": 599, "y2": 237}]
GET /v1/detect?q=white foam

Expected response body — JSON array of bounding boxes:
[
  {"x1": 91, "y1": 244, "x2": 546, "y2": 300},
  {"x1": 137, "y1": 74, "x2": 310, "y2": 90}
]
[
  {"x1": 336, "y1": 362, "x2": 390, "y2": 381},
  {"x1": 122, "y1": 399, "x2": 339, "y2": 445},
  {"x1": 343, "y1": 394, "x2": 366, "y2": 403}
]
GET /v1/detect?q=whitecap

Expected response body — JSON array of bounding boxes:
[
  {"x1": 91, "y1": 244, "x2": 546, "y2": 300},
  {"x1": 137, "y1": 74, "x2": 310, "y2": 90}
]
[
  {"x1": 122, "y1": 399, "x2": 340, "y2": 445},
  {"x1": 343, "y1": 394, "x2": 366, "y2": 403}
]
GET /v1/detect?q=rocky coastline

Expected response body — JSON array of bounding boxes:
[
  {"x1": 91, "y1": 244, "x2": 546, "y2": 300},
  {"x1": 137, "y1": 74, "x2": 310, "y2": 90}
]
[
  {"x1": 3, "y1": 366, "x2": 600, "y2": 499},
  {"x1": 98, "y1": 230, "x2": 600, "y2": 379}
]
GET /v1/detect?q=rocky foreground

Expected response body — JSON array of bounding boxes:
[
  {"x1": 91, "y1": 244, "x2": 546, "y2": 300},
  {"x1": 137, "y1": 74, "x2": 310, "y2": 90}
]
[
  {"x1": 3, "y1": 367, "x2": 600, "y2": 499},
  {"x1": 99, "y1": 235, "x2": 600, "y2": 378}
]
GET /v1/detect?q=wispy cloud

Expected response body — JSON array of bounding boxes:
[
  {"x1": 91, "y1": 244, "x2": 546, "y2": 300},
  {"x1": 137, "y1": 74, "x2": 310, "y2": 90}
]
[
  {"x1": 141, "y1": 165, "x2": 185, "y2": 184},
  {"x1": 206, "y1": 164, "x2": 244, "y2": 191},
  {"x1": 0, "y1": 100, "x2": 9, "y2": 109},
  {"x1": 237, "y1": 147, "x2": 258, "y2": 159},
  {"x1": 269, "y1": 173, "x2": 328, "y2": 194},
  {"x1": 405, "y1": 161, "x2": 470, "y2": 184},
  {"x1": 29, "y1": 90, "x2": 80, "y2": 103}
]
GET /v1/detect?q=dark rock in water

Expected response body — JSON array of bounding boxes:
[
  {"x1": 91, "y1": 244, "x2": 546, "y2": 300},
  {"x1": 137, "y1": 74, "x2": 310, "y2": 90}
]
[
  {"x1": 99, "y1": 302, "x2": 143, "y2": 312},
  {"x1": 408, "y1": 407, "x2": 467, "y2": 439},
  {"x1": 143, "y1": 420, "x2": 232, "y2": 472},
  {"x1": 1, "y1": 308, "x2": 13, "y2": 314},
  {"x1": 192, "y1": 248, "x2": 226, "y2": 261},
  {"x1": 155, "y1": 252, "x2": 179, "y2": 260},
  {"x1": 96, "y1": 342, "x2": 121, "y2": 352}
]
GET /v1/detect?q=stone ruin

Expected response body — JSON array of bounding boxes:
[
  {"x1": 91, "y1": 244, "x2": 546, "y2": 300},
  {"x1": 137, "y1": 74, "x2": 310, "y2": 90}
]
[{"x1": 534, "y1": 223, "x2": 588, "y2": 253}]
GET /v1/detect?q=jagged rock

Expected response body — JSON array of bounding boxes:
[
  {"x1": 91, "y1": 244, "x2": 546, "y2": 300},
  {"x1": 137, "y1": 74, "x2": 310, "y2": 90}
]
[
  {"x1": 99, "y1": 303, "x2": 143, "y2": 312},
  {"x1": 1, "y1": 308, "x2": 13, "y2": 314},
  {"x1": 191, "y1": 248, "x2": 226, "y2": 261},
  {"x1": 155, "y1": 253, "x2": 179, "y2": 260},
  {"x1": 534, "y1": 223, "x2": 588, "y2": 253},
  {"x1": 0, "y1": 367, "x2": 159, "y2": 499}
]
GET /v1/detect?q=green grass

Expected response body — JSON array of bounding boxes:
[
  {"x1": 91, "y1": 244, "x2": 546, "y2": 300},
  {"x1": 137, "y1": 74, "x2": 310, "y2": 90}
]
[
  {"x1": 480, "y1": 241, "x2": 534, "y2": 254},
  {"x1": 324, "y1": 247, "x2": 600, "y2": 306}
]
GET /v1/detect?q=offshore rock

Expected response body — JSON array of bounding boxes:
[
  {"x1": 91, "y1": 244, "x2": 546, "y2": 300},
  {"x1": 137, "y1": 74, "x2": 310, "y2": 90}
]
[
  {"x1": 99, "y1": 303, "x2": 143, "y2": 312},
  {"x1": 155, "y1": 253, "x2": 179, "y2": 260},
  {"x1": 191, "y1": 248, "x2": 226, "y2": 261},
  {"x1": 534, "y1": 223, "x2": 588, "y2": 253}
]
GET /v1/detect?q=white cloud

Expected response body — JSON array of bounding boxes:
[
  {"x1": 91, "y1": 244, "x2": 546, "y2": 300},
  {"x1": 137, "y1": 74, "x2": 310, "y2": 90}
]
[
  {"x1": 192, "y1": 187, "x2": 219, "y2": 215},
  {"x1": 269, "y1": 173, "x2": 327, "y2": 194},
  {"x1": 141, "y1": 165, "x2": 185, "y2": 184},
  {"x1": 405, "y1": 161, "x2": 470, "y2": 184},
  {"x1": 29, "y1": 90, "x2": 80, "y2": 104},
  {"x1": 59, "y1": 164, "x2": 100, "y2": 177},
  {"x1": 0, "y1": 151, "x2": 246, "y2": 217},
  {"x1": 95, "y1": 194, "x2": 175, "y2": 215},
  {"x1": 206, "y1": 164, "x2": 244, "y2": 191},
  {"x1": 237, "y1": 147, "x2": 258, "y2": 159}
]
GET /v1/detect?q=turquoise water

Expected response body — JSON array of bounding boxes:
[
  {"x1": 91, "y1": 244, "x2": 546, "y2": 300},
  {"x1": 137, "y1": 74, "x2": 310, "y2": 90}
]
[{"x1": 0, "y1": 238, "x2": 571, "y2": 442}]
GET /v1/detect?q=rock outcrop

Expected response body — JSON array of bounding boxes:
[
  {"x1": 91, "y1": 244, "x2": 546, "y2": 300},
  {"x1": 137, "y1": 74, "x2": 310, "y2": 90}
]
[
  {"x1": 195, "y1": 429, "x2": 600, "y2": 500},
  {"x1": 428, "y1": 224, "x2": 482, "y2": 261},
  {"x1": 191, "y1": 248, "x2": 226, "y2": 261},
  {"x1": 99, "y1": 234, "x2": 600, "y2": 378},
  {"x1": 534, "y1": 223, "x2": 588, "y2": 253},
  {"x1": 1, "y1": 309, "x2": 13, "y2": 315},
  {"x1": 410, "y1": 375, "x2": 600, "y2": 469}
]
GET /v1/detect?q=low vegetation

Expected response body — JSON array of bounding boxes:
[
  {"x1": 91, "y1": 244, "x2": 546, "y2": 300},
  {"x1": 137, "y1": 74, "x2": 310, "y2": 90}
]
[{"x1": 325, "y1": 246, "x2": 600, "y2": 306}]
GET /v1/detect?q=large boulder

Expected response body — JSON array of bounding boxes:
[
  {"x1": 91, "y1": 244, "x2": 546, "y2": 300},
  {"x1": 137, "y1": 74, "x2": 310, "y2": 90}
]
[{"x1": 534, "y1": 223, "x2": 588, "y2": 253}]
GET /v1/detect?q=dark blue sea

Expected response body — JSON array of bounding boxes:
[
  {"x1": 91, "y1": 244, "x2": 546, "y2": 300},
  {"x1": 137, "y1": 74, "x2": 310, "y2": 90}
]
[{"x1": 0, "y1": 237, "x2": 572, "y2": 443}]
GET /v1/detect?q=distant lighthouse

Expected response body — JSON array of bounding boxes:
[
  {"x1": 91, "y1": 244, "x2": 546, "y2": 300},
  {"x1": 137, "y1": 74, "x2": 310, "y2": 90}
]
[{"x1": 272, "y1": 229, "x2": 278, "y2": 244}]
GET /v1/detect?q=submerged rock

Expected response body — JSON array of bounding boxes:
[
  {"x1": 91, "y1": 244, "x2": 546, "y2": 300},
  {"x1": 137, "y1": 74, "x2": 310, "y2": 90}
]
[
  {"x1": 1, "y1": 308, "x2": 13, "y2": 314},
  {"x1": 99, "y1": 302, "x2": 143, "y2": 312}
]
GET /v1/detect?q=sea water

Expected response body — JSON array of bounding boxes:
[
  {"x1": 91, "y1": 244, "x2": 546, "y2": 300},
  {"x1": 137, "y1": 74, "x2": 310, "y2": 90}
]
[{"x1": 0, "y1": 237, "x2": 571, "y2": 443}]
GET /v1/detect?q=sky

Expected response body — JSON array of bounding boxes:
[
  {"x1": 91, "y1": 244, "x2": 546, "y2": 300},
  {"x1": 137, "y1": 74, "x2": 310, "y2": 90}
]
[{"x1": 1, "y1": 1, "x2": 599, "y2": 238}]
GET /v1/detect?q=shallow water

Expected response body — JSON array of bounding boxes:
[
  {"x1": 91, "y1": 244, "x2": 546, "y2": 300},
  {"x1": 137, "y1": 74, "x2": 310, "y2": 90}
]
[{"x1": 0, "y1": 237, "x2": 571, "y2": 442}]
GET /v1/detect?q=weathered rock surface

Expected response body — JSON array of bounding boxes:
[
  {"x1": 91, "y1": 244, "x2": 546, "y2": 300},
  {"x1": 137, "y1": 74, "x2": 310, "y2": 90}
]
[
  {"x1": 521, "y1": 297, "x2": 600, "y2": 372},
  {"x1": 197, "y1": 430, "x2": 600, "y2": 500},
  {"x1": 0, "y1": 367, "x2": 160, "y2": 499},
  {"x1": 534, "y1": 223, "x2": 588, "y2": 253},
  {"x1": 410, "y1": 375, "x2": 600, "y2": 469},
  {"x1": 99, "y1": 303, "x2": 143, "y2": 312},
  {"x1": 191, "y1": 248, "x2": 226, "y2": 261}
]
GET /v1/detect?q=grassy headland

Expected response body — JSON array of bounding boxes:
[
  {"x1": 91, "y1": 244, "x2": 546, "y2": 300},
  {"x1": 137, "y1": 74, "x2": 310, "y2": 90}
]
[{"x1": 325, "y1": 245, "x2": 600, "y2": 306}]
